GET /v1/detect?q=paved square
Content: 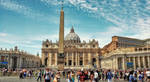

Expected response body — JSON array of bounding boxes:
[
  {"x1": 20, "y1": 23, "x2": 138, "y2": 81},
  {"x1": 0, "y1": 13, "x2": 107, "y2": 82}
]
[{"x1": 0, "y1": 76, "x2": 128, "y2": 82}]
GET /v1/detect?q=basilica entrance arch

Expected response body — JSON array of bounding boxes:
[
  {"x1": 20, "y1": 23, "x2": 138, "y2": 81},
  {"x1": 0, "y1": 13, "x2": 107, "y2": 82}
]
[
  {"x1": 92, "y1": 58, "x2": 96, "y2": 67},
  {"x1": 69, "y1": 60, "x2": 72, "y2": 66},
  {"x1": 12, "y1": 57, "x2": 17, "y2": 70},
  {"x1": 45, "y1": 57, "x2": 48, "y2": 66}
]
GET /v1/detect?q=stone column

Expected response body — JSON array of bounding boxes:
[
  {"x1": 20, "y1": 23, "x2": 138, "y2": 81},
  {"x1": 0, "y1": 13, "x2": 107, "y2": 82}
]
[
  {"x1": 122, "y1": 57, "x2": 126, "y2": 70},
  {"x1": 72, "y1": 53, "x2": 74, "y2": 66},
  {"x1": 138, "y1": 56, "x2": 141, "y2": 69},
  {"x1": 129, "y1": 57, "x2": 131, "y2": 62},
  {"x1": 88, "y1": 52, "x2": 91, "y2": 68},
  {"x1": 76, "y1": 52, "x2": 78, "y2": 66},
  {"x1": 10, "y1": 57, "x2": 13, "y2": 68},
  {"x1": 116, "y1": 57, "x2": 118, "y2": 70},
  {"x1": 8, "y1": 55, "x2": 11, "y2": 69},
  {"x1": 133, "y1": 57, "x2": 136, "y2": 70},
  {"x1": 17, "y1": 57, "x2": 20, "y2": 69},
  {"x1": 42, "y1": 53, "x2": 45, "y2": 65},
  {"x1": 49, "y1": 53, "x2": 52, "y2": 66},
  {"x1": 55, "y1": 53, "x2": 57, "y2": 66},
  {"x1": 83, "y1": 53, "x2": 85, "y2": 66},
  {"x1": 19, "y1": 57, "x2": 22, "y2": 68},
  {"x1": 148, "y1": 56, "x2": 150, "y2": 68},
  {"x1": 96, "y1": 53, "x2": 99, "y2": 68},
  {"x1": 67, "y1": 53, "x2": 69, "y2": 66},
  {"x1": 143, "y1": 56, "x2": 146, "y2": 68},
  {"x1": 78, "y1": 53, "x2": 80, "y2": 66}
]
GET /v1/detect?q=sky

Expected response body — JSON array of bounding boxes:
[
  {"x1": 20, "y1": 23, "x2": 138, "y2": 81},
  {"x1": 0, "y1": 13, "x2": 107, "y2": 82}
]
[{"x1": 0, "y1": 0, "x2": 150, "y2": 56}]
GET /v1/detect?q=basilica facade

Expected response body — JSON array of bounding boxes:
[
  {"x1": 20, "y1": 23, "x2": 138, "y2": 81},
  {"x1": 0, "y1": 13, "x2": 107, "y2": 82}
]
[{"x1": 42, "y1": 27, "x2": 101, "y2": 69}]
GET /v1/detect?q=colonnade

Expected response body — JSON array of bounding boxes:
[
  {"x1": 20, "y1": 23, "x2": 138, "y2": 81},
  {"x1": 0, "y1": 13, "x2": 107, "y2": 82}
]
[
  {"x1": 47, "y1": 52, "x2": 100, "y2": 68},
  {"x1": 117, "y1": 56, "x2": 150, "y2": 70}
]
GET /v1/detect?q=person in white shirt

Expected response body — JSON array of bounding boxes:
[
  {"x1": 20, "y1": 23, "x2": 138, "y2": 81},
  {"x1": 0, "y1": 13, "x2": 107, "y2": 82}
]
[
  {"x1": 44, "y1": 68, "x2": 51, "y2": 82},
  {"x1": 146, "y1": 69, "x2": 150, "y2": 81},
  {"x1": 94, "y1": 71, "x2": 99, "y2": 82}
]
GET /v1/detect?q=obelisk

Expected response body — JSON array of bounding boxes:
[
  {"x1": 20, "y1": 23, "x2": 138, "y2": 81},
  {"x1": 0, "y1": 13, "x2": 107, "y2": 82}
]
[
  {"x1": 58, "y1": 1, "x2": 65, "y2": 70},
  {"x1": 59, "y1": 2, "x2": 64, "y2": 54}
]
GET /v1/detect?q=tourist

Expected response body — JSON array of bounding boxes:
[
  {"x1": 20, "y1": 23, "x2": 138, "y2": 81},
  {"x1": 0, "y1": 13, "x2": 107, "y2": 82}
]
[
  {"x1": 98, "y1": 70, "x2": 101, "y2": 80},
  {"x1": 51, "y1": 71, "x2": 55, "y2": 80},
  {"x1": 84, "y1": 70, "x2": 88, "y2": 81},
  {"x1": 114, "y1": 71, "x2": 118, "y2": 80},
  {"x1": 94, "y1": 70, "x2": 99, "y2": 82},
  {"x1": 124, "y1": 71, "x2": 127, "y2": 80},
  {"x1": 146, "y1": 69, "x2": 150, "y2": 81},
  {"x1": 53, "y1": 75, "x2": 58, "y2": 82},
  {"x1": 80, "y1": 71, "x2": 85, "y2": 82},
  {"x1": 107, "y1": 70, "x2": 113, "y2": 82},
  {"x1": 37, "y1": 69, "x2": 42, "y2": 82},
  {"x1": 53, "y1": 72, "x2": 60, "y2": 82},
  {"x1": 138, "y1": 71, "x2": 144, "y2": 82},
  {"x1": 62, "y1": 71, "x2": 65, "y2": 78},
  {"x1": 133, "y1": 71, "x2": 137, "y2": 82},
  {"x1": 44, "y1": 68, "x2": 51, "y2": 82},
  {"x1": 102, "y1": 71, "x2": 105, "y2": 80},
  {"x1": 28, "y1": 70, "x2": 32, "y2": 78},
  {"x1": 129, "y1": 71, "x2": 137, "y2": 82},
  {"x1": 57, "y1": 71, "x2": 61, "y2": 82},
  {"x1": 71, "y1": 71, "x2": 75, "y2": 82},
  {"x1": 77, "y1": 70, "x2": 80, "y2": 82},
  {"x1": 120, "y1": 71, "x2": 123, "y2": 79},
  {"x1": 24, "y1": 71, "x2": 27, "y2": 79},
  {"x1": 19, "y1": 70, "x2": 24, "y2": 79},
  {"x1": 90, "y1": 71, "x2": 94, "y2": 82},
  {"x1": 67, "y1": 71, "x2": 72, "y2": 82}
]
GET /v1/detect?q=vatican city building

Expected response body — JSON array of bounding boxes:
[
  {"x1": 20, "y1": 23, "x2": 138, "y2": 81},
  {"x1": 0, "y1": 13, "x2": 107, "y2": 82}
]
[
  {"x1": 42, "y1": 27, "x2": 101, "y2": 69},
  {"x1": 101, "y1": 36, "x2": 150, "y2": 70},
  {"x1": 41, "y1": 6, "x2": 150, "y2": 70},
  {"x1": 42, "y1": 5, "x2": 101, "y2": 70},
  {"x1": 0, "y1": 46, "x2": 41, "y2": 69}
]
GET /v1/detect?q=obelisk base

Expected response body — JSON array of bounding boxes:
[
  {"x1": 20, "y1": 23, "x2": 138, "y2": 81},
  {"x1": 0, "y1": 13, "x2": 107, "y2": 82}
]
[{"x1": 57, "y1": 53, "x2": 65, "y2": 71}]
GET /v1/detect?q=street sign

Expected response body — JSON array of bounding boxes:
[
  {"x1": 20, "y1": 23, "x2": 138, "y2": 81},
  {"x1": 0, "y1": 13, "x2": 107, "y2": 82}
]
[
  {"x1": 0, "y1": 62, "x2": 8, "y2": 64},
  {"x1": 127, "y1": 62, "x2": 133, "y2": 68}
]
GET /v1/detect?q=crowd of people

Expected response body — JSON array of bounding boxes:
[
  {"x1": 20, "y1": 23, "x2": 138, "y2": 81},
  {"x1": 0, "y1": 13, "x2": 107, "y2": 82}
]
[{"x1": 1, "y1": 67, "x2": 150, "y2": 82}]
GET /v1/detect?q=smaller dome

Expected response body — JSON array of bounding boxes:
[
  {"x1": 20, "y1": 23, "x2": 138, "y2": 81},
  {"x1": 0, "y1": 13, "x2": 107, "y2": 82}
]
[{"x1": 65, "y1": 27, "x2": 81, "y2": 44}]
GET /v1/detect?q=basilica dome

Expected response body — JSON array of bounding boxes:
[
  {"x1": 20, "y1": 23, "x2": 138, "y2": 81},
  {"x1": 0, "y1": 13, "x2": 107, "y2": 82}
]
[{"x1": 65, "y1": 27, "x2": 81, "y2": 43}]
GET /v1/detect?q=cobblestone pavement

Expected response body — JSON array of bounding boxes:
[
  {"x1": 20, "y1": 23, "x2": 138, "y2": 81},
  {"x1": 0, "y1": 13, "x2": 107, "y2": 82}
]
[{"x1": 0, "y1": 76, "x2": 128, "y2": 82}]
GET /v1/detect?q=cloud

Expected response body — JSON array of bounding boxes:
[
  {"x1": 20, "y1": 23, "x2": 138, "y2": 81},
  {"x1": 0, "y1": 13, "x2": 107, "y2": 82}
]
[
  {"x1": 0, "y1": 33, "x2": 8, "y2": 37},
  {"x1": 1, "y1": 0, "x2": 150, "y2": 53},
  {"x1": 78, "y1": 26, "x2": 125, "y2": 47},
  {"x1": 129, "y1": 18, "x2": 150, "y2": 39},
  {"x1": 40, "y1": 0, "x2": 61, "y2": 5},
  {"x1": 0, "y1": 1, "x2": 29, "y2": 16},
  {"x1": 0, "y1": 0, "x2": 47, "y2": 19}
]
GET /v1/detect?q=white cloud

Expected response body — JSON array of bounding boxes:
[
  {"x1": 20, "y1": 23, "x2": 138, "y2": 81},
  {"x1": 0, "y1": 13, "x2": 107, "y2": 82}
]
[
  {"x1": 0, "y1": 0, "x2": 43, "y2": 18},
  {"x1": 80, "y1": 3, "x2": 97, "y2": 11},
  {"x1": 40, "y1": 0, "x2": 60, "y2": 5},
  {"x1": 130, "y1": 18, "x2": 150, "y2": 39},
  {"x1": 0, "y1": 33, "x2": 8, "y2": 37}
]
